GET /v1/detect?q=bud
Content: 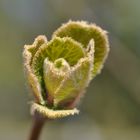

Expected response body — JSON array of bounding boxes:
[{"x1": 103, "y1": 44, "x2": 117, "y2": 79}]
[{"x1": 23, "y1": 21, "x2": 109, "y2": 119}]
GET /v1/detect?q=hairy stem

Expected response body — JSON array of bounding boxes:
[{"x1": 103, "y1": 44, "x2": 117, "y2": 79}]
[{"x1": 28, "y1": 113, "x2": 46, "y2": 140}]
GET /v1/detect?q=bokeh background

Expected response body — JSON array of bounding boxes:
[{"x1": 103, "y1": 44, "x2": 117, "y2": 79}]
[{"x1": 0, "y1": 0, "x2": 140, "y2": 140}]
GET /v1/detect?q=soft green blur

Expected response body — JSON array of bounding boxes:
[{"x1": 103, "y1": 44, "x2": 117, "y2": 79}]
[{"x1": 0, "y1": 0, "x2": 140, "y2": 140}]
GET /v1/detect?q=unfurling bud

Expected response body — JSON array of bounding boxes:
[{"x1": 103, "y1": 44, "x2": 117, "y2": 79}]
[{"x1": 23, "y1": 21, "x2": 109, "y2": 119}]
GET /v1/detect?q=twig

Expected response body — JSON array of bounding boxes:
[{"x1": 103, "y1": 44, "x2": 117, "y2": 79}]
[{"x1": 28, "y1": 112, "x2": 46, "y2": 140}]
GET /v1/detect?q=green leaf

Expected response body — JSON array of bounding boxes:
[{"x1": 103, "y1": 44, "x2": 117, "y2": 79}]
[
  {"x1": 54, "y1": 57, "x2": 93, "y2": 107},
  {"x1": 43, "y1": 58, "x2": 70, "y2": 100},
  {"x1": 31, "y1": 37, "x2": 85, "y2": 93},
  {"x1": 53, "y1": 21, "x2": 109, "y2": 77},
  {"x1": 23, "y1": 36, "x2": 47, "y2": 104}
]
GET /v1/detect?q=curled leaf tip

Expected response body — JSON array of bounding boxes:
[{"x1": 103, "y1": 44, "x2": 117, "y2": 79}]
[{"x1": 31, "y1": 103, "x2": 79, "y2": 119}]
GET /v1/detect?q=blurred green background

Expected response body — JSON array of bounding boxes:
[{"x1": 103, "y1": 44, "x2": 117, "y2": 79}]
[{"x1": 0, "y1": 0, "x2": 140, "y2": 140}]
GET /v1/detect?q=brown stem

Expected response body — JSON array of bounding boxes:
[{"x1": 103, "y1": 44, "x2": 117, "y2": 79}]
[{"x1": 28, "y1": 113, "x2": 46, "y2": 140}]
